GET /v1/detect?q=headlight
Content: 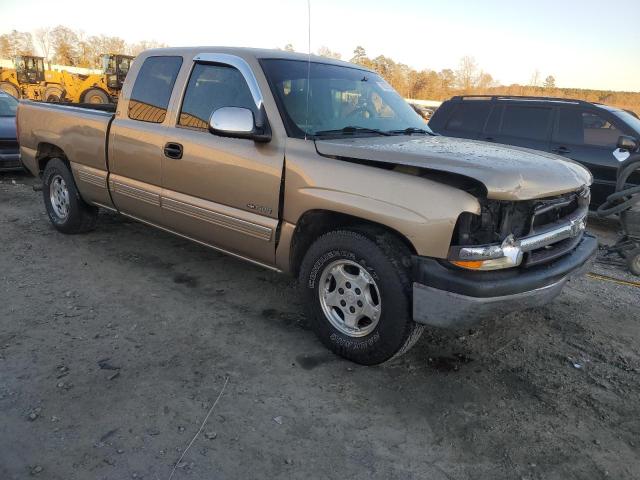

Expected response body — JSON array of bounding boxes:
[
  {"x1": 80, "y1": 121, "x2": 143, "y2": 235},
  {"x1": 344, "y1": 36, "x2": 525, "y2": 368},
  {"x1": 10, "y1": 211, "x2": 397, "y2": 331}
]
[{"x1": 448, "y1": 234, "x2": 523, "y2": 271}]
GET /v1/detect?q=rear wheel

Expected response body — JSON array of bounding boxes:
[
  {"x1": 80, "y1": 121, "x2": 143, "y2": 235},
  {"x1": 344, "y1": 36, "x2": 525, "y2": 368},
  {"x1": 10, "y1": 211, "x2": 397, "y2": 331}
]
[
  {"x1": 83, "y1": 89, "x2": 110, "y2": 104},
  {"x1": 44, "y1": 86, "x2": 64, "y2": 102},
  {"x1": 43, "y1": 158, "x2": 98, "y2": 233},
  {"x1": 0, "y1": 81, "x2": 20, "y2": 99},
  {"x1": 299, "y1": 228, "x2": 424, "y2": 365}
]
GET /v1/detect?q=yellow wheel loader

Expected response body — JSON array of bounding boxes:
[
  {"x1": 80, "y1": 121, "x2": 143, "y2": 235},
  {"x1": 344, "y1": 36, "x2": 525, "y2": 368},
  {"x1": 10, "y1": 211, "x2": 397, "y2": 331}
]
[{"x1": 0, "y1": 54, "x2": 133, "y2": 104}]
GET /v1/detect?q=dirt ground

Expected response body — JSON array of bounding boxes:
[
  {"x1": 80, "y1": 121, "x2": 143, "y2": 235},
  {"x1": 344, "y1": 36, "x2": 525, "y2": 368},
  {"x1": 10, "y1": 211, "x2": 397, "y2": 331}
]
[{"x1": 1, "y1": 171, "x2": 639, "y2": 480}]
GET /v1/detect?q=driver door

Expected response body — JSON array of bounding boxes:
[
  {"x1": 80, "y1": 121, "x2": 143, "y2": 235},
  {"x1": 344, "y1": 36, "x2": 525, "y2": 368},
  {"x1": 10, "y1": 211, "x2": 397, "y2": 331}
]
[{"x1": 161, "y1": 58, "x2": 285, "y2": 265}]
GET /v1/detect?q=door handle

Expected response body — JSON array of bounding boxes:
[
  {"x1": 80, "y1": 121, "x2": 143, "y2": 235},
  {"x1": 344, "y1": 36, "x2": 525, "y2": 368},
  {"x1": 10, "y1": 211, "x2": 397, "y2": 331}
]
[
  {"x1": 552, "y1": 146, "x2": 570, "y2": 154},
  {"x1": 163, "y1": 142, "x2": 183, "y2": 159},
  {"x1": 484, "y1": 136, "x2": 495, "y2": 142}
]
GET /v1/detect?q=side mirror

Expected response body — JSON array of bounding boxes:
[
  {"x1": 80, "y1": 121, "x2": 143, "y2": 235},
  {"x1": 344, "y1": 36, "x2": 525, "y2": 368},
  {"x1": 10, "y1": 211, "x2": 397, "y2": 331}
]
[
  {"x1": 208, "y1": 106, "x2": 271, "y2": 142},
  {"x1": 617, "y1": 135, "x2": 638, "y2": 152}
]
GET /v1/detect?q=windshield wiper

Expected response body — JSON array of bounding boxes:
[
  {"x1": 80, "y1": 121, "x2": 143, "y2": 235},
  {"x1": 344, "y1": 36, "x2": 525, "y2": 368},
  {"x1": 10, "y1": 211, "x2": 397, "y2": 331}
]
[
  {"x1": 387, "y1": 127, "x2": 432, "y2": 135},
  {"x1": 314, "y1": 126, "x2": 392, "y2": 137}
]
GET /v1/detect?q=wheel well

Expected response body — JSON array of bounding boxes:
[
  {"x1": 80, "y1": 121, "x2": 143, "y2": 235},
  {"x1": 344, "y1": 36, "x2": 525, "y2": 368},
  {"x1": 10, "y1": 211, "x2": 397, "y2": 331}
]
[
  {"x1": 36, "y1": 143, "x2": 69, "y2": 174},
  {"x1": 288, "y1": 210, "x2": 417, "y2": 276}
]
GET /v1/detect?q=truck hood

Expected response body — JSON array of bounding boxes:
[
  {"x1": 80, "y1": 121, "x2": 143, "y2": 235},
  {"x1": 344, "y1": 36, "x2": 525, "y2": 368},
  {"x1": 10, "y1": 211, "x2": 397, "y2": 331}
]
[{"x1": 315, "y1": 135, "x2": 592, "y2": 201}]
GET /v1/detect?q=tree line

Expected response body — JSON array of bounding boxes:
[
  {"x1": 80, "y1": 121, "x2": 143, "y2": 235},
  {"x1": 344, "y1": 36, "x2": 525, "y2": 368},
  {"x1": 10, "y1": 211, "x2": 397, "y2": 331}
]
[
  {"x1": 312, "y1": 45, "x2": 640, "y2": 115},
  {"x1": 1, "y1": 28, "x2": 637, "y2": 114},
  {"x1": 0, "y1": 27, "x2": 166, "y2": 68}
]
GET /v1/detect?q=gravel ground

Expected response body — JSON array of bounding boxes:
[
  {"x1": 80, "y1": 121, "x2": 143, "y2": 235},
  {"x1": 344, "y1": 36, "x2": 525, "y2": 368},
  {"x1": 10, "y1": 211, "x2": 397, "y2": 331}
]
[{"x1": 1, "y1": 172, "x2": 639, "y2": 480}]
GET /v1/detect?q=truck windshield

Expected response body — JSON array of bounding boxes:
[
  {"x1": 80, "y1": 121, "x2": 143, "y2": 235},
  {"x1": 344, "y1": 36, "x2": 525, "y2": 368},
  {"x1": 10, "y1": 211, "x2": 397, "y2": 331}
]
[{"x1": 261, "y1": 59, "x2": 431, "y2": 139}]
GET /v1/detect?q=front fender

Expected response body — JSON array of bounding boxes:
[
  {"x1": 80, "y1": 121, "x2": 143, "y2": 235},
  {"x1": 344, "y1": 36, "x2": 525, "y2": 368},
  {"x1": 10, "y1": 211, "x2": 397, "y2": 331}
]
[{"x1": 283, "y1": 144, "x2": 480, "y2": 259}]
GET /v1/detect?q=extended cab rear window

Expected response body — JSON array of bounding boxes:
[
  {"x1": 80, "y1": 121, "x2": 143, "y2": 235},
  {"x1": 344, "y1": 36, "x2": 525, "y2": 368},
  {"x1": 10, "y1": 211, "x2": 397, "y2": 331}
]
[{"x1": 128, "y1": 56, "x2": 183, "y2": 123}]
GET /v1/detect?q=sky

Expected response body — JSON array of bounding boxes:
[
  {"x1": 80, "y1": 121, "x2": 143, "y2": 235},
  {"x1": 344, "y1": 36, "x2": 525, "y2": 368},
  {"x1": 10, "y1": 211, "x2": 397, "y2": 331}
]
[{"x1": 1, "y1": 0, "x2": 639, "y2": 92}]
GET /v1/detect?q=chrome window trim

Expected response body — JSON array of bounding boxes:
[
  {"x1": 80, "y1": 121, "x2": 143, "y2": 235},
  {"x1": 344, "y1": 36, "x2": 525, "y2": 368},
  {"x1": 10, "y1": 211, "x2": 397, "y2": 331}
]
[{"x1": 193, "y1": 53, "x2": 264, "y2": 112}]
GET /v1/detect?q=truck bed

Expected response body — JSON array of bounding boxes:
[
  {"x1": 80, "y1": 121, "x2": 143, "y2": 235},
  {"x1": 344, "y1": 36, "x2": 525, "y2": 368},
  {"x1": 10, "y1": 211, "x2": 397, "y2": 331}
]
[{"x1": 18, "y1": 100, "x2": 114, "y2": 177}]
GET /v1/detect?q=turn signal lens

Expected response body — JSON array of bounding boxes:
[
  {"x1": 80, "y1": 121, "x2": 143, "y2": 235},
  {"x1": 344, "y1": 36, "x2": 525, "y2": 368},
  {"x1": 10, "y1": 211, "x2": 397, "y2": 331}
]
[
  {"x1": 448, "y1": 235, "x2": 524, "y2": 271},
  {"x1": 451, "y1": 260, "x2": 484, "y2": 269}
]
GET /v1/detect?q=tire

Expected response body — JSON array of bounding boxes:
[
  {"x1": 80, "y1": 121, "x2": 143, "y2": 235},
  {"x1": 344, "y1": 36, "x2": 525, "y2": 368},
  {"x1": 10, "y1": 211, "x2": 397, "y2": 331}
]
[
  {"x1": 299, "y1": 228, "x2": 424, "y2": 365},
  {"x1": 42, "y1": 158, "x2": 98, "y2": 234},
  {"x1": 44, "y1": 86, "x2": 64, "y2": 102},
  {"x1": 83, "y1": 89, "x2": 110, "y2": 104},
  {"x1": 627, "y1": 247, "x2": 640, "y2": 276},
  {"x1": 0, "y1": 81, "x2": 20, "y2": 99}
]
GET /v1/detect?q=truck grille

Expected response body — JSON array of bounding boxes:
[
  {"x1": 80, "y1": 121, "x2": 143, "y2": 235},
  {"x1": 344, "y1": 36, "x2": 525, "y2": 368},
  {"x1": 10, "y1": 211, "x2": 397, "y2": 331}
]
[{"x1": 522, "y1": 187, "x2": 590, "y2": 267}]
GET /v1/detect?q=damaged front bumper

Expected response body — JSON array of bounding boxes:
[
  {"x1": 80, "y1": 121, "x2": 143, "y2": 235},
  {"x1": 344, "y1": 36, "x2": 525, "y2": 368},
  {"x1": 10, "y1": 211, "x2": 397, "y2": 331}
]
[{"x1": 412, "y1": 234, "x2": 598, "y2": 328}]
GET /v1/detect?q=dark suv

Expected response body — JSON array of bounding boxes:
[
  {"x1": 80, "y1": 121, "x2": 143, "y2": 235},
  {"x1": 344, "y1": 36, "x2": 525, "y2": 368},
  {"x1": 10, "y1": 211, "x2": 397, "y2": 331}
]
[{"x1": 429, "y1": 96, "x2": 640, "y2": 206}]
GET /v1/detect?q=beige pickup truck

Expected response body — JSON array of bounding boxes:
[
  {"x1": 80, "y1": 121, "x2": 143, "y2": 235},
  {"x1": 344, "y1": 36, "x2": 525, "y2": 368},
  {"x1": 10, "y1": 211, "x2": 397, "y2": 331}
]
[{"x1": 18, "y1": 47, "x2": 597, "y2": 364}]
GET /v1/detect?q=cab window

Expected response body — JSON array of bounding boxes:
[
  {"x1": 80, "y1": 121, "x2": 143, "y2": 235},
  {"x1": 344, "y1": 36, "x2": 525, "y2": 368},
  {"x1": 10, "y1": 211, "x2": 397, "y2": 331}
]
[
  {"x1": 128, "y1": 56, "x2": 182, "y2": 124},
  {"x1": 178, "y1": 63, "x2": 257, "y2": 130}
]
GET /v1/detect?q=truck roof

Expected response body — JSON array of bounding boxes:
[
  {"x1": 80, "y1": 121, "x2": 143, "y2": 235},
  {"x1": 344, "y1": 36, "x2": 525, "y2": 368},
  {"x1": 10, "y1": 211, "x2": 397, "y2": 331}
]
[{"x1": 138, "y1": 46, "x2": 370, "y2": 71}]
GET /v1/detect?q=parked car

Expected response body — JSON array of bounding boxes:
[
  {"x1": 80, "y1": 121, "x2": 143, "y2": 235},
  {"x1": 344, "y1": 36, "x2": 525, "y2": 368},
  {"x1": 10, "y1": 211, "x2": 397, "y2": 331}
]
[
  {"x1": 0, "y1": 91, "x2": 21, "y2": 171},
  {"x1": 17, "y1": 48, "x2": 596, "y2": 364},
  {"x1": 428, "y1": 95, "x2": 640, "y2": 207},
  {"x1": 408, "y1": 102, "x2": 436, "y2": 121}
]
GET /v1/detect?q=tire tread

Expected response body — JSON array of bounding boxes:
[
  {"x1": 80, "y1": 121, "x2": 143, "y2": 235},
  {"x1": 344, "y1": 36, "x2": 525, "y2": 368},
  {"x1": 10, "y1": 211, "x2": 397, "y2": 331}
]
[
  {"x1": 299, "y1": 227, "x2": 423, "y2": 364},
  {"x1": 43, "y1": 158, "x2": 98, "y2": 234}
]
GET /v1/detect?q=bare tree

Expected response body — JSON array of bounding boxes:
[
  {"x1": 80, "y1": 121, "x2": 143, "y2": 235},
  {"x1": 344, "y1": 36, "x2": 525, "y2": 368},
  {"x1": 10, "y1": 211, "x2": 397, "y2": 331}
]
[
  {"x1": 477, "y1": 71, "x2": 496, "y2": 91},
  {"x1": 15, "y1": 30, "x2": 35, "y2": 56},
  {"x1": 543, "y1": 75, "x2": 556, "y2": 89},
  {"x1": 316, "y1": 46, "x2": 341, "y2": 60},
  {"x1": 0, "y1": 34, "x2": 12, "y2": 58},
  {"x1": 350, "y1": 46, "x2": 367, "y2": 64},
  {"x1": 455, "y1": 56, "x2": 478, "y2": 92},
  {"x1": 100, "y1": 35, "x2": 126, "y2": 55},
  {"x1": 127, "y1": 40, "x2": 167, "y2": 56},
  {"x1": 34, "y1": 27, "x2": 52, "y2": 67},
  {"x1": 0, "y1": 30, "x2": 35, "y2": 57},
  {"x1": 50, "y1": 25, "x2": 79, "y2": 65},
  {"x1": 439, "y1": 69, "x2": 456, "y2": 93},
  {"x1": 529, "y1": 69, "x2": 541, "y2": 87},
  {"x1": 76, "y1": 31, "x2": 96, "y2": 68}
]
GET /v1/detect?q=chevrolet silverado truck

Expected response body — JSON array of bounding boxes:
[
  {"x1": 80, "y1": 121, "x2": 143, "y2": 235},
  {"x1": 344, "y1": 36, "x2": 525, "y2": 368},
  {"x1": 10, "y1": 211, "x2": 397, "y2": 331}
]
[{"x1": 17, "y1": 47, "x2": 597, "y2": 365}]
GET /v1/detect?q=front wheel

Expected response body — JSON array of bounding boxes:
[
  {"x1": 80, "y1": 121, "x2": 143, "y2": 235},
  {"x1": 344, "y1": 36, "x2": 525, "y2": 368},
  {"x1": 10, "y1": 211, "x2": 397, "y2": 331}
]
[
  {"x1": 43, "y1": 158, "x2": 98, "y2": 233},
  {"x1": 83, "y1": 89, "x2": 110, "y2": 104},
  {"x1": 44, "y1": 86, "x2": 64, "y2": 102},
  {"x1": 299, "y1": 229, "x2": 424, "y2": 365}
]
